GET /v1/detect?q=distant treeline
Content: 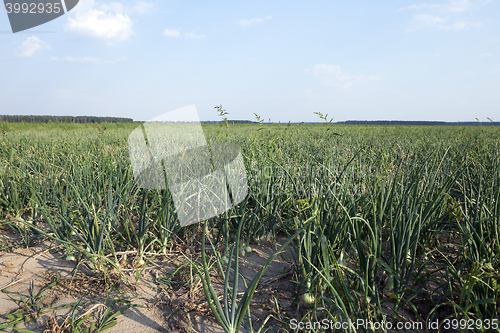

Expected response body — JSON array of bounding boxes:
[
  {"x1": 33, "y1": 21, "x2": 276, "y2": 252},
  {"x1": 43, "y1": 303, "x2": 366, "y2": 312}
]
[
  {"x1": 1, "y1": 115, "x2": 497, "y2": 126},
  {"x1": 0, "y1": 115, "x2": 134, "y2": 124},
  {"x1": 204, "y1": 120, "x2": 499, "y2": 126},
  {"x1": 337, "y1": 120, "x2": 499, "y2": 126}
]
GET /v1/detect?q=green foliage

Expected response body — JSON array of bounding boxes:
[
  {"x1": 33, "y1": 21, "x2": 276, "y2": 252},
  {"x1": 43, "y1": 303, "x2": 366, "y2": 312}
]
[
  {"x1": 189, "y1": 215, "x2": 311, "y2": 333},
  {"x1": 313, "y1": 111, "x2": 333, "y2": 124},
  {"x1": 0, "y1": 277, "x2": 142, "y2": 333},
  {"x1": 1, "y1": 121, "x2": 500, "y2": 331},
  {"x1": 215, "y1": 104, "x2": 229, "y2": 128}
]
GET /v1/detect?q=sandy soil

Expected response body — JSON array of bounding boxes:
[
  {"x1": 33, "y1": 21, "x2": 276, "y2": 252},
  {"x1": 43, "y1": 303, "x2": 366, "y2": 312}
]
[{"x1": 0, "y1": 226, "x2": 298, "y2": 333}]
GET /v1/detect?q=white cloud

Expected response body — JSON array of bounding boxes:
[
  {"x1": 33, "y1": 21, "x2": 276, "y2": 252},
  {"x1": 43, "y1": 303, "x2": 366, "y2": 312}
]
[
  {"x1": 100, "y1": 2, "x2": 125, "y2": 13},
  {"x1": 398, "y1": 4, "x2": 442, "y2": 11},
  {"x1": 400, "y1": 0, "x2": 488, "y2": 31},
  {"x1": 335, "y1": 74, "x2": 382, "y2": 88},
  {"x1": 65, "y1": 1, "x2": 147, "y2": 42},
  {"x1": 408, "y1": 14, "x2": 481, "y2": 31},
  {"x1": 443, "y1": 20, "x2": 482, "y2": 29},
  {"x1": 398, "y1": 0, "x2": 490, "y2": 12},
  {"x1": 479, "y1": 52, "x2": 491, "y2": 57},
  {"x1": 447, "y1": 0, "x2": 491, "y2": 12},
  {"x1": 164, "y1": 29, "x2": 180, "y2": 37},
  {"x1": 308, "y1": 64, "x2": 381, "y2": 88},
  {"x1": 99, "y1": 1, "x2": 155, "y2": 14},
  {"x1": 51, "y1": 56, "x2": 100, "y2": 62},
  {"x1": 235, "y1": 16, "x2": 272, "y2": 26},
  {"x1": 339, "y1": 74, "x2": 382, "y2": 81},
  {"x1": 50, "y1": 55, "x2": 127, "y2": 63},
  {"x1": 313, "y1": 64, "x2": 341, "y2": 76},
  {"x1": 18, "y1": 36, "x2": 50, "y2": 57},
  {"x1": 447, "y1": 0, "x2": 473, "y2": 12},
  {"x1": 414, "y1": 14, "x2": 447, "y2": 26},
  {"x1": 73, "y1": 0, "x2": 154, "y2": 14},
  {"x1": 163, "y1": 29, "x2": 206, "y2": 39},
  {"x1": 183, "y1": 32, "x2": 206, "y2": 39},
  {"x1": 65, "y1": 8, "x2": 133, "y2": 42},
  {"x1": 131, "y1": 1, "x2": 155, "y2": 14}
]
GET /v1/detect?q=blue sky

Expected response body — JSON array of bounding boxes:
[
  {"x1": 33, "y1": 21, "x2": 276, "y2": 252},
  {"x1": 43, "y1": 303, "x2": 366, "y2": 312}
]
[{"x1": 0, "y1": 0, "x2": 499, "y2": 122}]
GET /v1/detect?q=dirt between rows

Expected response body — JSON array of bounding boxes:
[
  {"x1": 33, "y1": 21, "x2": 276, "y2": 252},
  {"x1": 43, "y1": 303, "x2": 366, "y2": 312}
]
[
  {"x1": 0, "y1": 227, "x2": 301, "y2": 333},
  {"x1": 1, "y1": 222, "x2": 460, "y2": 333}
]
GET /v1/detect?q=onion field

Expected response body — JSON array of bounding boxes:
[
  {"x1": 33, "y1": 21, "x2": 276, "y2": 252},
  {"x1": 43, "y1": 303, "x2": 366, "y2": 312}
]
[{"x1": 1, "y1": 121, "x2": 499, "y2": 332}]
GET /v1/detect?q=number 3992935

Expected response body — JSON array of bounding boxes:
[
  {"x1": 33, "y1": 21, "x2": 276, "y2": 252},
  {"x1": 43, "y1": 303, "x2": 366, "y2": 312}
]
[{"x1": 5, "y1": 3, "x2": 62, "y2": 14}]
